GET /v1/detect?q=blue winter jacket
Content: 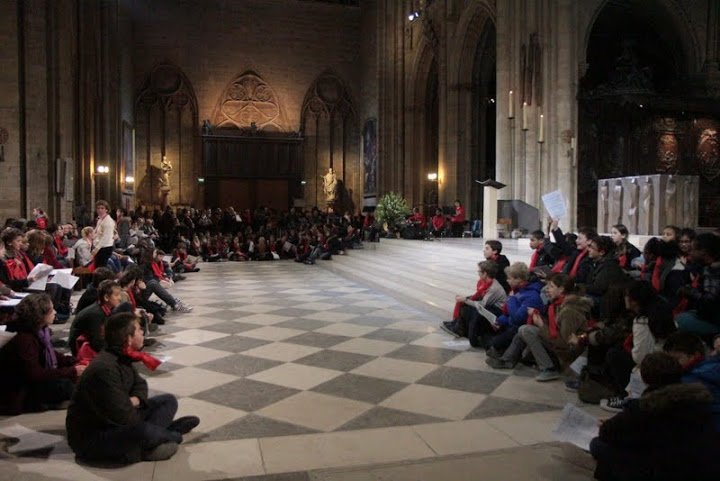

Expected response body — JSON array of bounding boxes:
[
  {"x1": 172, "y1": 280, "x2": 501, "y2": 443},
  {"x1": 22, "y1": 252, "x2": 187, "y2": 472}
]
[
  {"x1": 683, "y1": 356, "x2": 720, "y2": 432},
  {"x1": 496, "y1": 281, "x2": 544, "y2": 328}
]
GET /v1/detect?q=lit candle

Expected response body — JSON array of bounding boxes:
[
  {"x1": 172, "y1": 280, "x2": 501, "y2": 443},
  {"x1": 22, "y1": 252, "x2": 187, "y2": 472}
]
[
  {"x1": 522, "y1": 102, "x2": 528, "y2": 130},
  {"x1": 508, "y1": 90, "x2": 514, "y2": 119},
  {"x1": 538, "y1": 114, "x2": 544, "y2": 143}
]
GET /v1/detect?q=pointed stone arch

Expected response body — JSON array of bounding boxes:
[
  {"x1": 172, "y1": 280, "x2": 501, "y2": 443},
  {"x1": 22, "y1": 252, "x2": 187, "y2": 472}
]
[
  {"x1": 450, "y1": 2, "x2": 496, "y2": 220},
  {"x1": 300, "y1": 71, "x2": 359, "y2": 209},
  {"x1": 212, "y1": 71, "x2": 289, "y2": 131},
  {"x1": 135, "y1": 63, "x2": 199, "y2": 207}
]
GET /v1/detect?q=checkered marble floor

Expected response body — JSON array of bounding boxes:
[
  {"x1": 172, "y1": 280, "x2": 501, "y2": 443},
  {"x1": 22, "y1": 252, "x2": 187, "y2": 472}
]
[{"x1": 0, "y1": 239, "x2": 597, "y2": 481}]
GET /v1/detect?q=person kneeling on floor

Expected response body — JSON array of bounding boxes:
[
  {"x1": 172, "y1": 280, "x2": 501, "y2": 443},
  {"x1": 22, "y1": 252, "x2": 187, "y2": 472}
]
[{"x1": 66, "y1": 312, "x2": 199, "y2": 464}]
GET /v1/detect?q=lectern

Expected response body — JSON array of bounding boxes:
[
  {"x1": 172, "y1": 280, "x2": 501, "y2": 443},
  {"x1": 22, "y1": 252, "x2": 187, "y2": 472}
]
[{"x1": 476, "y1": 179, "x2": 507, "y2": 240}]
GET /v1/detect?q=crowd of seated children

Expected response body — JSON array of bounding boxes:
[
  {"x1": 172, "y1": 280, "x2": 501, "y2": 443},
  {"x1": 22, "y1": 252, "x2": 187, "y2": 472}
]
[
  {"x1": 0, "y1": 227, "x2": 74, "y2": 321},
  {"x1": 486, "y1": 273, "x2": 592, "y2": 382},
  {"x1": 438, "y1": 224, "x2": 719, "y2": 415},
  {"x1": 0, "y1": 294, "x2": 86, "y2": 415}
]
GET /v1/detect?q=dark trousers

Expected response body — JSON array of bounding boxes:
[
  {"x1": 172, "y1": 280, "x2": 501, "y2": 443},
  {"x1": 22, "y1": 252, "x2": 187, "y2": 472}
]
[
  {"x1": 605, "y1": 345, "x2": 635, "y2": 394},
  {"x1": 94, "y1": 246, "x2": 114, "y2": 270},
  {"x1": 141, "y1": 279, "x2": 176, "y2": 308},
  {"x1": 458, "y1": 305, "x2": 512, "y2": 350},
  {"x1": 76, "y1": 394, "x2": 181, "y2": 464}
]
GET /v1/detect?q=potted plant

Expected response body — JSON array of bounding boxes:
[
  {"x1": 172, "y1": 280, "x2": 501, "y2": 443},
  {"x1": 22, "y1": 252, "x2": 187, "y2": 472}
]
[{"x1": 375, "y1": 192, "x2": 410, "y2": 237}]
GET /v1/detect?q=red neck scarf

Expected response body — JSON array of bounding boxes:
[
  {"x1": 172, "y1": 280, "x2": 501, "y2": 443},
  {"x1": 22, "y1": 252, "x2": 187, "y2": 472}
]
[
  {"x1": 471, "y1": 278, "x2": 494, "y2": 301},
  {"x1": 529, "y1": 249, "x2": 540, "y2": 270},
  {"x1": 100, "y1": 302, "x2": 113, "y2": 316},
  {"x1": 551, "y1": 257, "x2": 568, "y2": 273},
  {"x1": 151, "y1": 261, "x2": 165, "y2": 280},
  {"x1": 673, "y1": 275, "x2": 700, "y2": 316},
  {"x1": 126, "y1": 288, "x2": 137, "y2": 309},
  {"x1": 122, "y1": 345, "x2": 162, "y2": 370},
  {"x1": 569, "y1": 249, "x2": 588, "y2": 278},
  {"x1": 651, "y1": 257, "x2": 664, "y2": 292},
  {"x1": 547, "y1": 295, "x2": 564, "y2": 339}
]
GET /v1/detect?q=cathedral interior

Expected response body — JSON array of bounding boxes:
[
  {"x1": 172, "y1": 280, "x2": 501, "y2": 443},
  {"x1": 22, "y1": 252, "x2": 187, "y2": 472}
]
[
  {"x1": 1, "y1": 0, "x2": 718, "y2": 230},
  {"x1": 1, "y1": 1, "x2": 720, "y2": 480}
]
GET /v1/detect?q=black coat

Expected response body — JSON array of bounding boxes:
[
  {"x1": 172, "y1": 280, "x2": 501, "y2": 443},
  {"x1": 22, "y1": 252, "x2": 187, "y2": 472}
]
[
  {"x1": 66, "y1": 349, "x2": 148, "y2": 454},
  {"x1": 592, "y1": 383, "x2": 720, "y2": 481}
]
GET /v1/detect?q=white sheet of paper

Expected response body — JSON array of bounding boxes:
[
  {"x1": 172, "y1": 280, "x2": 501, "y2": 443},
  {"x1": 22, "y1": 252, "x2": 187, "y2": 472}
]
[
  {"x1": 468, "y1": 300, "x2": 498, "y2": 324},
  {"x1": 28, "y1": 278, "x2": 48, "y2": 291},
  {"x1": 0, "y1": 298, "x2": 22, "y2": 307},
  {"x1": 552, "y1": 403, "x2": 599, "y2": 451},
  {"x1": 542, "y1": 190, "x2": 568, "y2": 219},
  {"x1": 163, "y1": 255, "x2": 173, "y2": 264},
  {"x1": 48, "y1": 271, "x2": 79, "y2": 290},
  {"x1": 13, "y1": 292, "x2": 30, "y2": 298},
  {"x1": 0, "y1": 423, "x2": 64, "y2": 454},
  {"x1": 49, "y1": 268, "x2": 73, "y2": 276},
  {"x1": 569, "y1": 355, "x2": 588, "y2": 375},
  {"x1": 0, "y1": 331, "x2": 16, "y2": 348},
  {"x1": 28, "y1": 263, "x2": 54, "y2": 279}
]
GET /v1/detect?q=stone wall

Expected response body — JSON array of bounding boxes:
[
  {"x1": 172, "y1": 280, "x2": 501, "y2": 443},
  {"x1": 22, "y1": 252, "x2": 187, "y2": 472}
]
[{"x1": 129, "y1": 0, "x2": 363, "y2": 208}]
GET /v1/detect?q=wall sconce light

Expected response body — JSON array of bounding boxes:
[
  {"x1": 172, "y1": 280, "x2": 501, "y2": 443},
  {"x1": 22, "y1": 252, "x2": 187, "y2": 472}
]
[
  {"x1": 408, "y1": 11, "x2": 421, "y2": 21},
  {"x1": 427, "y1": 172, "x2": 438, "y2": 181},
  {"x1": 300, "y1": 180, "x2": 307, "y2": 185},
  {"x1": 124, "y1": 176, "x2": 134, "y2": 184},
  {"x1": 96, "y1": 165, "x2": 109, "y2": 174},
  {"x1": 197, "y1": 177, "x2": 205, "y2": 184}
]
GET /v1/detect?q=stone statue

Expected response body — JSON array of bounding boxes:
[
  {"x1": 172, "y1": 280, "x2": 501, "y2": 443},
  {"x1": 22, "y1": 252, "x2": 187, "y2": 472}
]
[
  {"x1": 683, "y1": 178, "x2": 693, "y2": 227},
  {"x1": 665, "y1": 175, "x2": 677, "y2": 226},
  {"x1": 626, "y1": 177, "x2": 639, "y2": 234},
  {"x1": 598, "y1": 180, "x2": 609, "y2": 234},
  {"x1": 160, "y1": 156, "x2": 172, "y2": 193},
  {"x1": 321, "y1": 167, "x2": 338, "y2": 204}
]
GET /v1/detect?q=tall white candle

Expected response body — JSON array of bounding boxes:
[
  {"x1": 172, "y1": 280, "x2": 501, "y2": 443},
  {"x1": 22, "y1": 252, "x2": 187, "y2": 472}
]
[
  {"x1": 538, "y1": 114, "x2": 544, "y2": 143},
  {"x1": 508, "y1": 90, "x2": 514, "y2": 119},
  {"x1": 522, "y1": 102, "x2": 528, "y2": 130}
]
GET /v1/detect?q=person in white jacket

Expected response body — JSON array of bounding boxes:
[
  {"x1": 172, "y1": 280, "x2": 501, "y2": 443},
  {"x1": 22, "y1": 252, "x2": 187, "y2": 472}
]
[{"x1": 92, "y1": 200, "x2": 117, "y2": 270}]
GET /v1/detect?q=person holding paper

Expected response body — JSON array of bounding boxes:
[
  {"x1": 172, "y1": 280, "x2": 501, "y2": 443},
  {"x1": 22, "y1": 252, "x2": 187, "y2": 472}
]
[
  {"x1": 548, "y1": 219, "x2": 597, "y2": 284},
  {"x1": 470, "y1": 262, "x2": 543, "y2": 351},
  {"x1": 528, "y1": 230, "x2": 556, "y2": 273},
  {"x1": 0, "y1": 293, "x2": 86, "y2": 415},
  {"x1": 91, "y1": 200, "x2": 116, "y2": 271},
  {"x1": 440, "y1": 261, "x2": 507, "y2": 338},
  {"x1": 0, "y1": 228, "x2": 40, "y2": 291}
]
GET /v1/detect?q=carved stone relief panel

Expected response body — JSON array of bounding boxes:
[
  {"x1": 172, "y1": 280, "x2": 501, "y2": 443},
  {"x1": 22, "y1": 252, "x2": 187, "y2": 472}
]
[
  {"x1": 213, "y1": 71, "x2": 288, "y2": 131},
  {"x1": 597, "y1": 179, "x2": 609, "y2": 233},
  {"x1": 621, "y1": 177, "x2": 639, "y2": 234},
  {"x1": 609, "y1": 179, "x2": 624, "y2": 228}
]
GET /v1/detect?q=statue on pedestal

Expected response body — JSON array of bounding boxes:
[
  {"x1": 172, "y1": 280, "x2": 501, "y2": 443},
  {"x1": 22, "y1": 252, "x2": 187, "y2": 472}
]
[
  {"x1": 159, "y1": 155, "x2": 172, "y2": 207},
  {"x1": 321, "y1": 167, "x2": 338, "y2": 205}
]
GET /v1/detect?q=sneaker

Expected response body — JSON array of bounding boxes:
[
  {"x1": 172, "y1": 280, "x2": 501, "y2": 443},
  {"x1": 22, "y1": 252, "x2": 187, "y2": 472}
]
[
  {"x1": 564, "y1": 379, "x2": 580, "y2": 392},
  {"x1": 485, "y1": 346, "x2": 502, "y2": 360},
  {"x1": 600, "y1": 396, "x2": 627, "y2": 413},
  {"x1": 174, "y1": 275, "x2": 187, "y2": 281},
  {"x1": 535, "y1": 369, "x2": 561, "y2": 382},
  {"x1": 439, "y1": 321, "x2": 460, "y2": 338},
  {"x1": 142, "y1": 442, "x2": 179, "y2": 461},
  {"x1": 173, "y1": 302, "x2": 193, "y2": 313},
  {"x1": 486, "y1": 357, "x2": 516, "y2": 369},
  {"x1": 168, "y1": 415, "x2": 200, "y2": 435}
]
